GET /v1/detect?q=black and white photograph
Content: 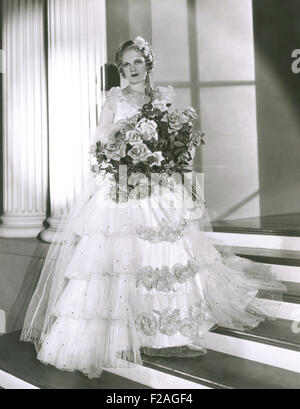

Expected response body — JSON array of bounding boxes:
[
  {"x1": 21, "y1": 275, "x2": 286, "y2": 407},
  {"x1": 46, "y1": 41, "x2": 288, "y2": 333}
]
[{"x1": 0, "y1": 0, "x2": 300, "y2": 391}]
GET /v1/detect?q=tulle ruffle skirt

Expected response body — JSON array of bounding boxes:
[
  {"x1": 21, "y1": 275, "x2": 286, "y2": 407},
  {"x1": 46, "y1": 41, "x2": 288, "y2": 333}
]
[{"x1": 25, "y1": 174, "x2": 286, "y2": 379}]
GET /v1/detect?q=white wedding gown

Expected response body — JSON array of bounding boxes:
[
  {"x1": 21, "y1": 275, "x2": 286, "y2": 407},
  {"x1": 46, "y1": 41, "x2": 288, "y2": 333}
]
[{"x1": 21, "y1": 86, "x2": 286, "y2": 379}]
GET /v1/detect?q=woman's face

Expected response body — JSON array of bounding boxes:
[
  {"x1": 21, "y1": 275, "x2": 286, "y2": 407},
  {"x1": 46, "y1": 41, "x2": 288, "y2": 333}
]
[{"x1": 121, "y1": 48, "x2": 147, "y2": 85}]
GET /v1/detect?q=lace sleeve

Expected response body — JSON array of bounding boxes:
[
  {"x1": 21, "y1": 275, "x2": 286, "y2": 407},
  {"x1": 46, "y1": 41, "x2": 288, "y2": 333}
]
[{"x1": 90, "y1": 87, "x2": 122, "y2": 146}]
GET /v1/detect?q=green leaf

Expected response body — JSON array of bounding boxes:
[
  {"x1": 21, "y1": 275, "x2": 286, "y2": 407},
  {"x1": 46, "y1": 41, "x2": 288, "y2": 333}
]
[{"x1": 174, "y1": 141, "x2": 185, "y2": 148}]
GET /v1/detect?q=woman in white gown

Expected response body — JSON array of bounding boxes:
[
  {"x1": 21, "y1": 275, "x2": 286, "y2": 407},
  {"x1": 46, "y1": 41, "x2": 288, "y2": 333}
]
[{"x1": 21, "y1": 37, "x2": 286, "y2": 379}]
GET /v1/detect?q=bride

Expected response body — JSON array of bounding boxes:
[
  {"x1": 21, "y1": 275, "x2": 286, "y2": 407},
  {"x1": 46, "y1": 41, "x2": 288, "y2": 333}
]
[{"x1": 21, "y1": 36, "x2": 286, "y2": 380}]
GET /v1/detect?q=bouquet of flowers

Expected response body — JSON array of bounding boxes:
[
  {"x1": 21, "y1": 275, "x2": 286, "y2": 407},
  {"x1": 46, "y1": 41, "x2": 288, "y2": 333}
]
[{"x1": 91, "y1": 98, "x2": 205, "y2": 199}]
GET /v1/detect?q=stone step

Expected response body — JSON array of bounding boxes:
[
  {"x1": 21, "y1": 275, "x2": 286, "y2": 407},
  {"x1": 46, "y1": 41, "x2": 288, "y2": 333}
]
[
  {"x1": 230, "y1": 246, "x2": 300, "y2": 267},
  {"x1": 205, "y1": 318, "x2": 300, "y2": 373},
  {"x1": 141, "y1": 349, "x2": 300, "y2": 389},
  {"x1": 0, "y1": 331, "x2": 150, "y2": 389},
  {"x1": 207, "y1": 231, "x2": 300, "y2": 251},
  {"x1": 212, "y1": 214, "x2": 300, "y2": 237},
  {"x1": 231, "y1": 246, "x2": 300, "y2": 303},
  {"x1": 214, "y1": 319, "x2": 300, "y2": 352},
  {"x1": 256, "y1": 298, "x2": 300, "y2": 321},
  {"x1": 1, "y1": 331, "x2": 300, "y2": 389},
  {"x1": 260, "y1": 283, "x2": 300, "y2": 302},
  {"x1": 216, "y1": 246, "x2": 300, "y2": 320}
]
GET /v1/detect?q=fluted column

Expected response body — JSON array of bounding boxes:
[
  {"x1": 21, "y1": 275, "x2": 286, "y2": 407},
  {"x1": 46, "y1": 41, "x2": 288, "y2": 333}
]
[
  {"x1": 40, "y1": 0, "x2": 106, "y2": 242},
  {"x1": 0, "y1": 0, "x2": 48, "y2": 238}
]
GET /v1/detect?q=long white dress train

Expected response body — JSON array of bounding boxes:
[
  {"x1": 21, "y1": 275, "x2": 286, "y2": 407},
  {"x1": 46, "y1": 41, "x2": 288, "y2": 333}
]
[{"x1": 21, "y1": 86, "x2": 286, "y2": 379}]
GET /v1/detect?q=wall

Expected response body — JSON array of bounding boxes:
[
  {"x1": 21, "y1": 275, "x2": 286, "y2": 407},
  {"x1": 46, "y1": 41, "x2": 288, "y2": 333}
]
[
  {"x1": 0, "y1": 238, "x2": 49, "y2": 332},
  {"x1": 106, "y1": 0, "x2": 260, "y2": 220},
  {"x1": 253, "y1": 0, "x2": 300, "y2": 217},
  {"x1": 195, "y1": 0, "x2": 259, "y2": 221},
  {"x1": 106, "y1": 0, "x2": 300, "y2": 220},
  {"x1": 106, "y1": 0, "x2": 152, "y2": 65}
]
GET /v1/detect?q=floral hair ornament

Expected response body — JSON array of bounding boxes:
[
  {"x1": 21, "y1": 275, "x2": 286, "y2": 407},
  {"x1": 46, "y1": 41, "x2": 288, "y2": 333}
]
[{"x1": 133, "y1": 36, "x2": 155, "y2": 65}]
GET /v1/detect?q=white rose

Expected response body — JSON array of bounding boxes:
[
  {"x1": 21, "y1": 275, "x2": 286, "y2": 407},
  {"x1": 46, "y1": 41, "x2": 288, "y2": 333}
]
[
  {"x1": 127, "y1": 143, "x2": 152, "y2": 164},
  {"x1": 124, "y1": 130, "x2": 143, "y2": 145},
  {"x1": 103, "y1": 141, "x2": 126, "y2": 161},
  {"x1": 152, "y1": 99, "x2": 168, "y2": 112},
  {"x1": 136, "y1": 119, "x2": 158, "y2": 141},
  {"x1": 134, "y1": 36, "x2": 146, "y2": 49},
  {"x1": 150, "y1": 151, "x2": 165, "y2": 167},
  {"x1": 128, "y1": 172, "x2": 148, "y2": 186}
]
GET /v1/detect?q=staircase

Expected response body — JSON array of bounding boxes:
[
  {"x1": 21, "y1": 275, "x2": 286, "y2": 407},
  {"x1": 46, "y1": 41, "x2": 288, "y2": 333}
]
[
  {"x1": 127, "y1": 244, "x2": 300, "y2": 389},
  {"x1": 0, "y1": 216, "x2": 300, "y2": 389},
  {"x1": 112, "y1": 216, "x2": 300, "y2": 389}
]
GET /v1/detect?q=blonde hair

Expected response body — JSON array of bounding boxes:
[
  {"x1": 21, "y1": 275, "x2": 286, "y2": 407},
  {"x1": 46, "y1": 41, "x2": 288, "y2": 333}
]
[{"x1": 115, "y1": 39, "x2": 155, "y2": 97}]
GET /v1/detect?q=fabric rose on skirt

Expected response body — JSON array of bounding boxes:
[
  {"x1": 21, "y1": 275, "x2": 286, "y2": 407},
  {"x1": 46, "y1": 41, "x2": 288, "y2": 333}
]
[
  {"x1": 136, "y1": 266, "x2": 158, "y2": 290},
  {"x1": 156, "y1": 268, "x2": 176, "y2": 292},
  {"x1": 171, "y1": 262, "x2": 191, "y2": 284},
  {"x1": 157, "y1": 309, "x2": 181, "y2": 336},
  {"x1": 180, "y1": 318, "x2": 199, "y2": 339},
  {"x1": 135, "y1": 312, "x2": 158, "y2": 336},
  {"x1": 189, "y1": 300, "x2": 211, "y2": 323}
]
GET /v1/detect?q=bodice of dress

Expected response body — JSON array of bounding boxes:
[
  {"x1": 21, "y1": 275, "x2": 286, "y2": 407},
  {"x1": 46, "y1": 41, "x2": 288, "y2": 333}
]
[
  {"x1": 90, "y1": 85, "x2": 175, "y2": 148},
  {"x1": 113, "y1": 95, "x2": 141, "y2": 123}
]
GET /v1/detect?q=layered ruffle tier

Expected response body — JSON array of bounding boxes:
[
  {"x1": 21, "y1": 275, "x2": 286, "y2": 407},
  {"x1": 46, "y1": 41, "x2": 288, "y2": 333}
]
[{"x1": 37, "y1": 174, "x2": 286, "y2": 379}]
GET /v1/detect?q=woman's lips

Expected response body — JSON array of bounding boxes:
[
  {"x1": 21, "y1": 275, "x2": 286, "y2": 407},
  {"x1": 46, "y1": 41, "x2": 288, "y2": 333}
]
[{"x1": 131, "y1": 73, "x2": 138, "y2": 77}]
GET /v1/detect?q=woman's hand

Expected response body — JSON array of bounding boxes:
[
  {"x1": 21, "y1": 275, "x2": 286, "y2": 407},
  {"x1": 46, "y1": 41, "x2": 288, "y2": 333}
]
[{"x1": 109, "y1": 119, "x2": 128, "y2": 140}]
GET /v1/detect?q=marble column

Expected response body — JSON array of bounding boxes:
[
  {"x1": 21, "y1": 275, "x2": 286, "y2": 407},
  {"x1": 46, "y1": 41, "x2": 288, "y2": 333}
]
[
  {"x1": 40, "y1": 0, "x2": 107, "y2": 242},
  {"x1": 0, "y1": 0, "x2": 48, "y2": 238}
]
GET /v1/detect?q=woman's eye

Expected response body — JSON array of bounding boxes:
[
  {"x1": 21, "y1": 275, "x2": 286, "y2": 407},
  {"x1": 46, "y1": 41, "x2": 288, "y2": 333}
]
[
  {"x1": 123, "y1": 63, "x2": 129, "y2": 68},
  {"x1": 135, "y1": 60, "x2": 142, "y2": 65}
]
